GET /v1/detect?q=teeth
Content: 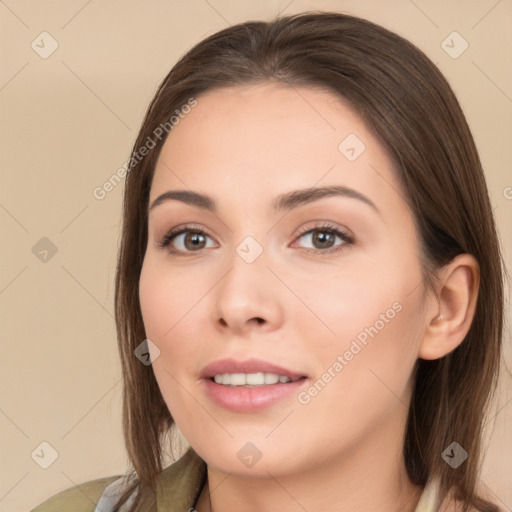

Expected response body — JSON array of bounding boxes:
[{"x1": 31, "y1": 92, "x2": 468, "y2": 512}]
[
  {"x1": 265, "y1": 373, "x2": 279, "y2": 384},
  {"x1": 230, "y1": 373, "x2": 246, "y2": 386},
  {"x1": 246, "y1": 372, "x2": 264, "y2": 385},
  {"x1": 212, "y1": 372, "x2": 293, "y2": 386}
]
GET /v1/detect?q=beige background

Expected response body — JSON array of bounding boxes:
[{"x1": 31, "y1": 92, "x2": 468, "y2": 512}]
[{"x1": 0, "y1": 0, "x2": 511, "y2": 510}]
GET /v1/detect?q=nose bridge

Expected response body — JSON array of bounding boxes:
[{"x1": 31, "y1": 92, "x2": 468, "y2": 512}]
[
  {"x1": 212, "y1": 232, "x2": 282, "y2": 332},
  {"x1": 218, "y1": 233, "x2": 270, "y2": 306}
]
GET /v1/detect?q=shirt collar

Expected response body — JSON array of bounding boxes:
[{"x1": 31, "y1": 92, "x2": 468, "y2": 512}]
[{"x1": 156, "y1": 447, "x2": 206, "y2": 512}]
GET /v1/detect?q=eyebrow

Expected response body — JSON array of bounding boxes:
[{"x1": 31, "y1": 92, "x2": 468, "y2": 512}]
[{"x1": 148, "y1": 185, "x2": 379, "y2": 214}]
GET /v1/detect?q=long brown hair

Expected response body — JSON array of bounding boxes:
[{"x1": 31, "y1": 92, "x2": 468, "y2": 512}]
[{"x1": 113, "y1": 11, "x2": 504, "y2": 511}]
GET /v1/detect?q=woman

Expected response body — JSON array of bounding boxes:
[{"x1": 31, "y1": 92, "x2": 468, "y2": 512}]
[{"x1": 32, "y1": 11, "x2": 504, "y2": 512}]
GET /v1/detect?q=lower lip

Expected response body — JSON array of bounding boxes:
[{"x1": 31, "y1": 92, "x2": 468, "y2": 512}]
[{"x1": 202, "y1": 378, "x2": 308, "y2": 412}]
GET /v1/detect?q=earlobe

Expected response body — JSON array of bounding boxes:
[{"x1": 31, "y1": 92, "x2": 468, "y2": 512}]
[{"x1": 418, "y1": 254, "x2": 480, "y2": 360}]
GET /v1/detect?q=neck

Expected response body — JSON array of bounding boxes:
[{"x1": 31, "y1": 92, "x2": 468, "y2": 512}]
[{"x1": 195, "y1": 410, "x2": 423, "y2": 512}]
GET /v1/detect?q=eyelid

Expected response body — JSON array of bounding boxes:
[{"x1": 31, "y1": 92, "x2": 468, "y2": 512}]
[
  {"x1": 290, "y1": 222, "x2": 354, "y2": 254},
  {"x1": 293, "y1": 221, "x2": 354, "y2": 242},
  {"x1": 156, "y1": 223, "x2": 217, "y2": 250}
]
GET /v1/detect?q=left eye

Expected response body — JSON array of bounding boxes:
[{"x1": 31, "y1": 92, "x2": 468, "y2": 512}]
[{"x1": 293, "y1": 227, "x2": 352, "y2": 252}]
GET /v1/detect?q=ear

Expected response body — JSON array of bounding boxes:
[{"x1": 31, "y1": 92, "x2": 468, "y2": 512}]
[{"x1": 419, "y1": 254, "x2": 480, "y2": 360}]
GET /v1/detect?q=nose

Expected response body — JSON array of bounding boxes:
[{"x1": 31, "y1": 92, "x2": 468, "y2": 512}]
[{"x1": 212, "y1": 243, "x2": 284, "y2": 337}]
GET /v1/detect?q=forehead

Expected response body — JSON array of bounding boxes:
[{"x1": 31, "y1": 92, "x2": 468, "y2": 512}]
[{"x1": 150, "y1": 82, "x2": 398, "y2": 209}]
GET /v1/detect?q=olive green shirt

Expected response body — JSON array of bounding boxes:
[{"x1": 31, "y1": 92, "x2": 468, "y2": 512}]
[{"x1": 31, "y1": 448, "x2": 440, "y2": 511}]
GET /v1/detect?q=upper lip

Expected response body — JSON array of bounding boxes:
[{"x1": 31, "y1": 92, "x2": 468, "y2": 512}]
[{"x1": 200, "y1": 358, "x2": 306, "y2": 380}]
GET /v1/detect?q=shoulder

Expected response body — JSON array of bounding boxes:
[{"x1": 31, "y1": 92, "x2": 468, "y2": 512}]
[
  {"x1": 439, "y1": 498, "x2": 479, "y2": 512},
  {"x1": 30, "y1": 475, "x2": 122, "y2": 512},
  {"x1": 30, "y1": 449, "x2": 207, "y2": 512},
  {"x1": 414, "y1": 478, "x2": 479, "y2": 512},
  {"x1": 156, "y1": 447, "x2": 207, "y2": 508},
  {"x1": 439, "y1": 497, "x2": 480, "y2": 512},
  {"x1": 435, "y1": 484, "x2": 482, "y2": 512}
]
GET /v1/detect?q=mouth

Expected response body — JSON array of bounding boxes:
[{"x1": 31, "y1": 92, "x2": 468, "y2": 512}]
[
  {"x1": 200, "y1": 357, "x2": 307, "y2": 383},
  {"x1": 200, "y1": 358, "x2": 308, "y2": 412},
  {"x1": 211, "y1": 372, "x2": 304, "y2": 387}
]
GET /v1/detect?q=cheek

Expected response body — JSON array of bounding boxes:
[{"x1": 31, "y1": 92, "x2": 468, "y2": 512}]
[
  {"x1": 138, "y1": 259, "x2": 198, "y2": 414},
  {"x1": 139, "y1": 256, "x2": 210, "y2": 341},
  {"x1": 138, "y1": 256, "x2": 216, "y2": 399},
  {"x1": 290, "y1": 255, "x2": 421, "y2": 346},
  {"x1": 292, "y1": 252, "x2": 424, "y2": 396},
  {"x1": 293, "y1": 292, "x2": 423, "y2": 450}
]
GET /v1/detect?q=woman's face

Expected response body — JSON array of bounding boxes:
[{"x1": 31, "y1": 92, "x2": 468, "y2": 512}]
[{"x1": 139, "y1": 82, "x2": 430, "y2": 477}]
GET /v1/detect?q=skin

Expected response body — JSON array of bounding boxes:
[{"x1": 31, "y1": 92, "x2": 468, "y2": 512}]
[{"x1": 139, "y1": 82, "x2": 479, "y2": 512}]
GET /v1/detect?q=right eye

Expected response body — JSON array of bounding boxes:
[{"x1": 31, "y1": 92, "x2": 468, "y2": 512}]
[{"x1": 158, "y1": 226, "x2": 217, "y2": 254}]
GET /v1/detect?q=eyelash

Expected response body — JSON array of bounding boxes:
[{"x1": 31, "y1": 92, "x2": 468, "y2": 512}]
[
  {"x1": 294, "y1": 223, "x2": 354, "y2": 254},
  {"x1": 157, "y1": 223, "x2": 354, "y2": 256}
]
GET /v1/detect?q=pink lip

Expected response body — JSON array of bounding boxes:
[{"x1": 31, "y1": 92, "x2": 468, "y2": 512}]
[{"x1": 200, "y1": 358, "x2": 308, "y2": 412}]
